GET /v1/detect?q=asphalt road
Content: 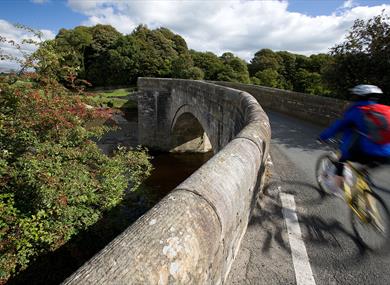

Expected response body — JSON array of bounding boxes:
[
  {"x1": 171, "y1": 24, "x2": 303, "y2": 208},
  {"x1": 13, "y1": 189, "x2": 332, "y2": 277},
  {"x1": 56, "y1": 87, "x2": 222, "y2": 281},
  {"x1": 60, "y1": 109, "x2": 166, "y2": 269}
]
[{"x1": 227, "y1": 109, "x2": 390, "y2": 285}]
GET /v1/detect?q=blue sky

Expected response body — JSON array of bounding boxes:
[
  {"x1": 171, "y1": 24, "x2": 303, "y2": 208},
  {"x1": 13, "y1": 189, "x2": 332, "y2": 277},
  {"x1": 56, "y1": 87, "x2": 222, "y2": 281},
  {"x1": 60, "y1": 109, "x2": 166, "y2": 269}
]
[
  {"x1": 0, "y1": 0, "x2": 83, "y2": 31},
  {"x1": 288, "y1": 0, "x2": 388, "y2": 15},
  {"x1": 1, "y1": 0, "x2": 390, "y2": 71}
]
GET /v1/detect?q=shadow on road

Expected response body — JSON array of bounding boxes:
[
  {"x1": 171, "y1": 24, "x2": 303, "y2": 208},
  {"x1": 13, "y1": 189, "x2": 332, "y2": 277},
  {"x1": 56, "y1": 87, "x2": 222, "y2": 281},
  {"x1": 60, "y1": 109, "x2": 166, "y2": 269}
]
[
  {"x1": 266, "y1": 110, "x2": 326, "y2": 152},
  {"x1": 249, "y1": 180, "x2": 372, "y2": 267}
]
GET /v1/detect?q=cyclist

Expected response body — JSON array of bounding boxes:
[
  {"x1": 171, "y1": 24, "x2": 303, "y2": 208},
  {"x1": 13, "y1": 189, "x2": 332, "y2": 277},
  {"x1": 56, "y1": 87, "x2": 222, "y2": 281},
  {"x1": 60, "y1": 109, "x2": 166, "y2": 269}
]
[{"x1": 318, "y1": 84, "x2": 390, "y2": 193}]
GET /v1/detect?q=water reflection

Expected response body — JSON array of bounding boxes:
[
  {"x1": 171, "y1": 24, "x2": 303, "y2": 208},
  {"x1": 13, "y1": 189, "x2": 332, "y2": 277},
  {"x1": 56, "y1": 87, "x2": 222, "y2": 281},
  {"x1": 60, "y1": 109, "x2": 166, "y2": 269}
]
[{"x1": 144, "y1": 151, "x2": 213, "y2": 199}]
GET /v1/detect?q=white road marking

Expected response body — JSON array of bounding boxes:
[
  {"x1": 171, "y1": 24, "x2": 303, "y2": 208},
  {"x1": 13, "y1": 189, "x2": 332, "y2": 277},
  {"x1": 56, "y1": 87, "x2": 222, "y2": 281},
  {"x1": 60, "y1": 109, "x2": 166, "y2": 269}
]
[{"x1": 280, "y1": 192, "x2": 316, "y2": 285}]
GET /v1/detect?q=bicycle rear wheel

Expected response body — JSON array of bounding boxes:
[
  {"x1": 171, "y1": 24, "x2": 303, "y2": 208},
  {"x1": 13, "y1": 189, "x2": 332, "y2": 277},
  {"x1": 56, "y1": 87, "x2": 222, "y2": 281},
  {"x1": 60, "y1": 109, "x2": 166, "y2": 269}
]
[
  {"x1": 351, "y1": 190, "x2": 390, "y2": 253},
  {"x1": 315, "y1": 153, "x2": 337, "y2": 195}
]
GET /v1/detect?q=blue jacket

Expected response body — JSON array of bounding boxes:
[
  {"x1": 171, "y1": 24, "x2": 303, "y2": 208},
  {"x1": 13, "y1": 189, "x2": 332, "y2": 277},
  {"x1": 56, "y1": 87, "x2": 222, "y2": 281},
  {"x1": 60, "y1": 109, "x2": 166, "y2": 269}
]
[{"x1": 320, "y1": 100, "x2": 390, "y2": 160}]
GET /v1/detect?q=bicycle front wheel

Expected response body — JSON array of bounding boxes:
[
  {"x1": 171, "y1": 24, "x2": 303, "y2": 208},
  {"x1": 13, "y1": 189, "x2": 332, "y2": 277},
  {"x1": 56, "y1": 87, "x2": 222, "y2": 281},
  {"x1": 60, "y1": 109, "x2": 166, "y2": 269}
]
[
  {"x1": 315, "y1": 153, "x2": 337, "y2": 195},
  {"x1": 351, "y1": 190, "x2": 390, "y2": 253}
]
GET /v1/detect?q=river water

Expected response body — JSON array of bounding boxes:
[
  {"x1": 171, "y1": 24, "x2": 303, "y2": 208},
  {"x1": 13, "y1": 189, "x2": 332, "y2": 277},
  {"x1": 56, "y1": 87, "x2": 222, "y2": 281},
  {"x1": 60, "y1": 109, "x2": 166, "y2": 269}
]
[
  {"x1": 8, "y1": 109, "x2": 213, "y2": 285},
  {"x1": 144, "y1": 151, "x2": 213, "y2": 198}
]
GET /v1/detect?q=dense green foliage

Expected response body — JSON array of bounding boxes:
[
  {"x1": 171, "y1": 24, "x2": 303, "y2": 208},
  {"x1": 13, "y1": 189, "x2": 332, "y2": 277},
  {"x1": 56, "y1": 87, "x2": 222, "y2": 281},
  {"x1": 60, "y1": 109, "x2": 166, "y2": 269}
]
[
  {"x1": 47, "y1": 23, "x2": 332, "y2": 94},
  {"x1": 47, "y1": 24, "x2": 252, "y2": 87},
  {"x1": 0, "y1": 76, "x2": 152, "y2": 281},
  {"x1": 248, "y1": 49, "x2": 333, "y2": 95},
  {"x1": 0, "y1": 27, "x2": 152, "y2": 282},
  {"x1": 249, "y1": 14, "x2": 390, "y2": 99},
  {"x1": 325, "y1": 13, "x2": 390, "y2": 102},
  {"x1": 42, "y1": 13, "x2": 390, "y2": 100},
  {"x1": 4, "y1": 13, "x2": 390, "y2": 100}
]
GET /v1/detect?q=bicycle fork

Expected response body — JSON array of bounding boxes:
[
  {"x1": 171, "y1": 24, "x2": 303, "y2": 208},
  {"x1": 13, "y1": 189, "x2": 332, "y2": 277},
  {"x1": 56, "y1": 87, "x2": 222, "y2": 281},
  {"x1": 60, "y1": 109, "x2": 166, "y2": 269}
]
[{"x1": 345, "y1": 179, "x2": 371, "y2": 223}]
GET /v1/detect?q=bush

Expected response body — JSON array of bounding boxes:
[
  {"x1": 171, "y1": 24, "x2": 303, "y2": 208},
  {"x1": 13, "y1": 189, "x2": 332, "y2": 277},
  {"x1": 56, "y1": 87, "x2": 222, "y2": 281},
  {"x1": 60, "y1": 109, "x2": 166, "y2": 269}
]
[{"x1": 0, "y1": 76, "x2": 152, "y2": 281}]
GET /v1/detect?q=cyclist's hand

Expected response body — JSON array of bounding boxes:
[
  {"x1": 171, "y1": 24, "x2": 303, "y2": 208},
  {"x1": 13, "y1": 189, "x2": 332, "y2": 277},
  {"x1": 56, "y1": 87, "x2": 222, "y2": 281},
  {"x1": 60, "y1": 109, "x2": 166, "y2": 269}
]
[{"x1": 316, "y1": 137, "x2": 325, "y2": 144}]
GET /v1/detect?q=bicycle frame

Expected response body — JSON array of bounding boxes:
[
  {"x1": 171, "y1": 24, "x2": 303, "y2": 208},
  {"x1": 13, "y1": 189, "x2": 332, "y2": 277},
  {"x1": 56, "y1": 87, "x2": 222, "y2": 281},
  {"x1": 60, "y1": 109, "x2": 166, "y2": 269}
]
[
  {"x1": 344, "y1": 162, "x2": 372, "y2": 223},
  {"x1": 319, "y1": 136, "x2": 380, "y2": 223},
  {"x1": 327, "y1": 149, "x2": 372, "y2": 222}
]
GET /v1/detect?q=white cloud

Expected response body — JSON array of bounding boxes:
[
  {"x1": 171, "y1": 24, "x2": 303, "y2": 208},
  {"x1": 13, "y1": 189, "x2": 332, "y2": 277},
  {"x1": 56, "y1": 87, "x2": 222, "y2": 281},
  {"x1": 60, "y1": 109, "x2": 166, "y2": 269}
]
[
  {"x1": 66, "y1": 0, "x2": 390, "y2": 61},
  {"x1": 0, "y1": 19, "x2": 55, "y2": 72},
  {"x1": 343, "y1": 0, "x2": 355, "y2": 9},
  {"x1": 2, "y1": 1, "x2": 389, "y2": 72}
]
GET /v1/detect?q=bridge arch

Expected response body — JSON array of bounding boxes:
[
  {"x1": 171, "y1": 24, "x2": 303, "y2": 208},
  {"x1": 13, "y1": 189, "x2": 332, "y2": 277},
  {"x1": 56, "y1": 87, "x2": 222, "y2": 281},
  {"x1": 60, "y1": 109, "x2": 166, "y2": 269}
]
[{"x1": 170, "y1": 104, "x2": 213, "y2": 153}]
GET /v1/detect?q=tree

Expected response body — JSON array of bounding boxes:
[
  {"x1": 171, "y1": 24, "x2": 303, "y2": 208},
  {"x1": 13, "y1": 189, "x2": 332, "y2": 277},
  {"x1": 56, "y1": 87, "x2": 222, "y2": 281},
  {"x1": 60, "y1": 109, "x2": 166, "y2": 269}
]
[
  {"x1": 254, "y1": 68, "x2": 284, "y2": 88},
  {"x1": 54, "y1": 26, "x2": 93, "y2": 77},
  {"x1": 187, "y1": 66, "x2": 204, "y2": 80},
  {"x1": 218, "y1": 52, "x2": 250, "y2": 83},
  {"x1": 131, "y1": 25, "x2": 178, "y2": 78},
  {"x1": 171, "y1": 53, "x2": 204, "y2": 79},
  {"x1": 325, "y1": 13, "x2": 390, "y2": 101},
  {"x1": 84, "y1": 25, "x2": 122, "y2": 86},
  {"x1": 88, "y1": 24, "x2": 122, "y2": 55},
  {"x1": 156, "y1": 28, "x2": 188, "y2": 55},
  {"x1": 190, "y1": 50, "x2": 224, "y2": 80},
  {"x1": 275, "y1": 51, "x2": 297, "y2": 90},
  {"x1": 308, "y1": 54, "x2": 333, "y2": 74},
  {"x1": 248, "y1": 48, "x2": 281, "y2": 76},
  {"x1": 51, "y1": 24, "x2": 193, "y2": 86},
  {"x1": 295, "y1": 68, "x2": 330, "y2": 95},
  {"x1": 32, "y1": 39, "x2": 64, "y2": 81},
  {"x1": 248, "y1": 49, "x2": 331, "y2": 94},
  {"x1": 249, "y1": 49, "x2": 293, "y2": 88},
  {"x1": 87, "y1": 35, "x2": 140, "y2": 86},
  {"x1": 172, "y1": 35, "x2": 189, "y2": 55}
]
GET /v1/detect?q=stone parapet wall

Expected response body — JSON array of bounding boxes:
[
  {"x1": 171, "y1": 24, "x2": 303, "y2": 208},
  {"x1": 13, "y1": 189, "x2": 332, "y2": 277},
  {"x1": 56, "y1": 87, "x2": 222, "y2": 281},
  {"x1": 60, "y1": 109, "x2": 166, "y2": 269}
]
[
  {"x1": 213, "y1": 81, "x2": 350, "y2": 126},
  {"x1": 63, "y1": 78, "x2": 271, "y2": 284},
  {"x1": 137, "y1": 78, "x2": 271, "y2": 153}
]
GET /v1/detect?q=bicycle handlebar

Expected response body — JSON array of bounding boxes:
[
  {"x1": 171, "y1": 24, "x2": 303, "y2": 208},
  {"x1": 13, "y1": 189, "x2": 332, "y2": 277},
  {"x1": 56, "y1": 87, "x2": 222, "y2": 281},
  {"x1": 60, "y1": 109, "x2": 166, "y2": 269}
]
[{"x1": 317, "y1": 138, "x2": 341, "y2": 146}]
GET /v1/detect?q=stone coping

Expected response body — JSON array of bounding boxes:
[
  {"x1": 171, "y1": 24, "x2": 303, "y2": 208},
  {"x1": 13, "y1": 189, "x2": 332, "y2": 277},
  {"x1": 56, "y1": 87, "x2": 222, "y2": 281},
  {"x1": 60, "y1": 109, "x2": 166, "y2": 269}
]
[
  {"x1": 62, "y1": 78, "x2": 271, "y2": 285},
  {"x1": 212, "y1": 81, "x2": 350, "y2": 126}
]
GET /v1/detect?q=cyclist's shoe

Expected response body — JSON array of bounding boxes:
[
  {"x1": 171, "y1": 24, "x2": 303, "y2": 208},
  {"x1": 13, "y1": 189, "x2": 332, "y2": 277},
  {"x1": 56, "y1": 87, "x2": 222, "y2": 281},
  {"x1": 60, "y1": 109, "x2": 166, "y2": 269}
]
[
  {"x1": 324, "y1": 177, "x2": 344, "y2": 199},
  {"x1": 332, "y1": 186, "x2": 344, "y2": 199}
]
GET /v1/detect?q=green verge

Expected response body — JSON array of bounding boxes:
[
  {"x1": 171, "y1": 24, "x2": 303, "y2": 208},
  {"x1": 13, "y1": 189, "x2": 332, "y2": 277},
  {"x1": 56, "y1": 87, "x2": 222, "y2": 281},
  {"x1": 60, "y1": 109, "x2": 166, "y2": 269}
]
[
  {"x1": 90, "y1": 97, "x2": 137, "y2": 109},
  {"x1": 89, "y1": 88, "x2": 138, "y2": 110},
  {"x1": 92, "y1": 88, "x2": 136, "y2": 98}
]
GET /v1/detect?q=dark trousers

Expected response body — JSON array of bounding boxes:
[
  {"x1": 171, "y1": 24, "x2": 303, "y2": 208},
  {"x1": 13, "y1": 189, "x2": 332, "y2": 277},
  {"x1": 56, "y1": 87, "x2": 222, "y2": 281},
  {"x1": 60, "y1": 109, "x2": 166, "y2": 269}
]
[{"x1": 335, "y1": 142, "x2": 390, "y2": 176}]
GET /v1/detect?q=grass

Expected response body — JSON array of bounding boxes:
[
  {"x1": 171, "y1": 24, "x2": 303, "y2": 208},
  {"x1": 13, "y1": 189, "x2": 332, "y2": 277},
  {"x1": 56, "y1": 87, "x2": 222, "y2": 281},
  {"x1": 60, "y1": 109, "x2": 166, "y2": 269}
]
[
  {"x1": 89, "y1": 88, "x2": 137, "y2": 110},
  {"x1": 93, "y1": 88, "x2": 136, "y2": 98},
  {"x1": 1, "y1": 79, "x2": 137, "y2": 111}
]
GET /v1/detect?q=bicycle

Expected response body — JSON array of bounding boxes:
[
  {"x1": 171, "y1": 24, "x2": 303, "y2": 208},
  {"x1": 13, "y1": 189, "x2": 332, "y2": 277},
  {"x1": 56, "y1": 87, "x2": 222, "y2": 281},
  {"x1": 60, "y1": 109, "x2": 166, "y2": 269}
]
[{"x1": 315, "y1": 140, "x2": 390, "y2": 252}]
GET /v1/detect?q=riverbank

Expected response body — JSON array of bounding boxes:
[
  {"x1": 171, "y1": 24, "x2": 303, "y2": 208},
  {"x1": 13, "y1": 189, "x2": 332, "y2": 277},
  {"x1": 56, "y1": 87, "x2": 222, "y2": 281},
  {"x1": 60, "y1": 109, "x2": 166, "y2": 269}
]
[{"x1": 7, "y1": 106, "x2": 212, "y2": 285}]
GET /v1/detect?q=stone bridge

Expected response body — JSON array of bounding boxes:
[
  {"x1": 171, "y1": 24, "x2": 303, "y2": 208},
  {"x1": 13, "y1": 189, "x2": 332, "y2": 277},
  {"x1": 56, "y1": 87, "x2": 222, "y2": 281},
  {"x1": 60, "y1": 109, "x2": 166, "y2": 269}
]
[
  {"x1": 64, "y1": 78, "x2": 271, "y2": 285},
  {"x1": 137, "y1": 78, "x2": 265, "y2": 153},
  {"x1": 63, "y1": 79, "x2": 349, "y2": 285}
]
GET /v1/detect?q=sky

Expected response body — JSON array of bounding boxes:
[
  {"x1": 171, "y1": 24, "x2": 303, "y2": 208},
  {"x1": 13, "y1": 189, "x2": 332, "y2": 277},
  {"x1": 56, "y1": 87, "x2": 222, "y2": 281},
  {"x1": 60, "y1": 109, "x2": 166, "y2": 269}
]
[{"x1": 1, "y1": 0, "x2": 390, "y2": 71}]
